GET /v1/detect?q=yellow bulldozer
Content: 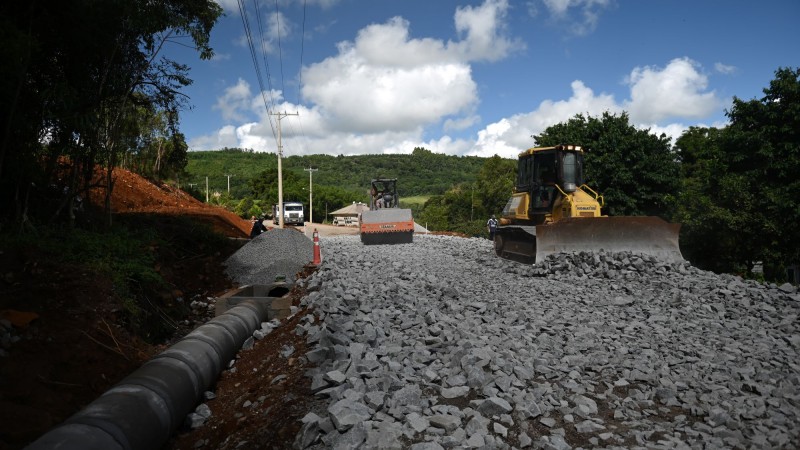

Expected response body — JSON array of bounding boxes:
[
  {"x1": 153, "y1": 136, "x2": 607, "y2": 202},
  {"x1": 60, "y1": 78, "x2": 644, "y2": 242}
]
[{"x1": 494, "y1": 144, "x2": 683, "y2": 263}]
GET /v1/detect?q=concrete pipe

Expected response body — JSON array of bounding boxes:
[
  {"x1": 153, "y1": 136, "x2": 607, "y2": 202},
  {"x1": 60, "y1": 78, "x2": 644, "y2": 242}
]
[{"x1": 26, "y1": 299, "x2": 270, "y2": 450}]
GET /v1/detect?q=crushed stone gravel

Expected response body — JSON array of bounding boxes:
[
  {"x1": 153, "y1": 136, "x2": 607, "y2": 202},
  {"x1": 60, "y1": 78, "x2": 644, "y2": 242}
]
[
  {"x1": 290, "y1": 234, "x2": 799, "y2": 449},
  {"x1": 224, "y1": 228, "x2": 314, "y2": 286}
]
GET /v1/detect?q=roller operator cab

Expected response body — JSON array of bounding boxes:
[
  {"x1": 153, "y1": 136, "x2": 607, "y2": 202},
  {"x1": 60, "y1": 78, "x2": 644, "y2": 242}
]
[
  {"x1": 495, "y1": 144, "x2": 683, "y2": 264},
  {"x1": 359, "y1": 178, "x2": 414, "y2": 245}
]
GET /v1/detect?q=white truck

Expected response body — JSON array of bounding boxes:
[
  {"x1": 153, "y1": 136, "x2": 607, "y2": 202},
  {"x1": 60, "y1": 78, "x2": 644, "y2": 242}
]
[{"x1": 273, "y1": 202, "x2": 305, "y2": 226}]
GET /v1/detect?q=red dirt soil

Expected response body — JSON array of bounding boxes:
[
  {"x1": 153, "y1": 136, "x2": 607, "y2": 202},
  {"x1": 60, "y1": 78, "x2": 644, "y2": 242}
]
[
  {"x1": 0, "y1": 168, "x2": 315, "y2": 449},
  {"x1": 88, "y1": 168, "x2": 254, "y2": 238}
]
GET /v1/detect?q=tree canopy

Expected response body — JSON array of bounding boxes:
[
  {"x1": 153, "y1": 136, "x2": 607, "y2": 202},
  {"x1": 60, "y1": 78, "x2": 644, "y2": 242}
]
[
  {"x1": 0, "y1": 0, "x2": 222, "y2": 227},
  {"x1": 534, "y1": 112, "x2": 680, "y2": 218},
  {"x1": 185, "y1": 148, "x2": 486, "y2": 200},
  {"x1": 675, "y1": 67, "x2": 800, "y2": 278}
]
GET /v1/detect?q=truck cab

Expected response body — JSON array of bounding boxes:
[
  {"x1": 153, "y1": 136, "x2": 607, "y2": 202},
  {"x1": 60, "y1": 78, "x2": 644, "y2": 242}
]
[{"x1": 273, "y1": 202, "x2": 305, "y2": 226}]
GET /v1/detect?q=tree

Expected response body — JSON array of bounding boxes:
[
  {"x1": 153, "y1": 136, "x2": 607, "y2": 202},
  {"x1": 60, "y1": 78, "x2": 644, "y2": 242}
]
[
  {"x1": 676, "y1": 67, "x2": 800, "y2": 279},
  {"x1": 417, "y1": 155, "x2": 515, "y2": 235},
  {"x1": 673, "y1": 127, "x2": 750, "y2": 273},
  {"x1": 534, "y1": 112, "x2": 680, "y2": 217},
  {"x1": 312, "y1": 185, "x2": 362, "y2": 223},
  {"x1": 0, "y1": 0, "x2": 223, "y2": 227},
  {"x1": 475, "y1": 155, "x2": 516, "y2": 217}
]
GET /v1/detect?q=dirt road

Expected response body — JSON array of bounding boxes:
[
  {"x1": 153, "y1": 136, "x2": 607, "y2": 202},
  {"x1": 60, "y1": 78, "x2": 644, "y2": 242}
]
[{"x1": 298, "y1": 222, "x2": 359, "y2": 237}]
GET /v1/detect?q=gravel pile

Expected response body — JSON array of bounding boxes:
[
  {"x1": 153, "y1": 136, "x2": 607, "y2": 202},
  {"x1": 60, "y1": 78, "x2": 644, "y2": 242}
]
[
  {"x1": 529, "y1": 251, "x2": 694, "y2": 280},
  {"x1": 225, "y1": 228, "x2": 314, "y2": 286},
  {"x1": 292, "y1": 234, "x2": 799, "y2": 449}
]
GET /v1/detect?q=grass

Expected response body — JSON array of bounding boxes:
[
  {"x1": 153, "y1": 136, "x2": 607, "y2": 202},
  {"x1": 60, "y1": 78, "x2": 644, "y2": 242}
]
[{"x1": 400, "y1": 195, "x2": 430, "y2": 208}]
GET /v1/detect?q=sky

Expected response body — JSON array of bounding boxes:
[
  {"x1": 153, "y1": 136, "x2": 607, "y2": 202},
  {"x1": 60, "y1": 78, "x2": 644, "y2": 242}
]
[{"x1": 166, "y1": 0, "x2": 800, "y2": 159}]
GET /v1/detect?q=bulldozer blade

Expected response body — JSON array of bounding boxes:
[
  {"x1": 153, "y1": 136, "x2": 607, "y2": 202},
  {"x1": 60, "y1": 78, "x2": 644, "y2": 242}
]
[{"x1": 535, "y1": 216, "x2": 683, "y2": 263}]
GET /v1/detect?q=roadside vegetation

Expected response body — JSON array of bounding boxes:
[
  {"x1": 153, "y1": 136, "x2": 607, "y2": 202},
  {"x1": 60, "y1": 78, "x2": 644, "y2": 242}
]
[{"x1": 0, "y1": 215, "x2": 238, "y2": 342}]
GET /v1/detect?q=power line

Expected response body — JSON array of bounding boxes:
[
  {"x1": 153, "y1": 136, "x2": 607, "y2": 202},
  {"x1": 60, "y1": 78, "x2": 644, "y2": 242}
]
[
  {"x1": 236, "y1": 0, "x2": 310, "y2": 156},
  {"x1": 297, "y1": 0, "x2": 307, "y2": 107},
  {"x1": 274, "y1": 0, "x2": 287, "y2": 99},
  {"x1": 252, "y1": 0, "x2": 278, "y2": 109},
  {"x1": 284, "y1": 0, "x2": 309, "y2": 156},
  {"x1": 237, "y1": 0, "x2": 278, "y2": 146}
]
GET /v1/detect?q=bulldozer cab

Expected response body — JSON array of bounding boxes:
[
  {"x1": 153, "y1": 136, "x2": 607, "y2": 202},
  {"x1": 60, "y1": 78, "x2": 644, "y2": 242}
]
[{"x1": 516, "y1": 145, "x2": 586, "y2": 217}]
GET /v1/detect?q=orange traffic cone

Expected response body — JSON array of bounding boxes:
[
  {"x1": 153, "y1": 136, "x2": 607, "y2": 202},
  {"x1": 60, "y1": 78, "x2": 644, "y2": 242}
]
[{"x1": 312, "y1": 228, "x2": 322, "y2": 265}]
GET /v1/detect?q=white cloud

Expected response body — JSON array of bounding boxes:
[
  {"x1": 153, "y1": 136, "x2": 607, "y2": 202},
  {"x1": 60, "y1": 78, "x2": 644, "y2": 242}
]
[
  {"x1": 213, "y1": 0, "x2": 239, "y2": 13},
  {"x1": 196, "y1": 0, "x2": 726, "y2": 162},
  {"x1": 188, "y1": 125, "x2": 239, "y2": 150},
  {"x1": 451, "y1": 0, "x2": 523, "y2": 62},
  {"x1": 465, "y1": 59, "x2": 723, "y2": 158},
  {"x1": 213, "y1": 79, "x2": 253, "y2": 121},
  {"x1": 540, "y1": 0, "x2": 613, "y2": 35},
  {"x1": 624, "y1": 57, "x2": 720, "y2": 123},
  {"x1": 210, "y1": 52, "x2": 231, "y2": 62},
  {"x1": 467, "y1": 80, "x2": 620, "y2": 158},
  {"x1": 195, "y1": 56, "x2": 724, "y2": 158},
  {"x1": 351, "y1": 17, "x2": 453, "y2": 67},
  {"x1": 198, "y1": 0, "x2": 522, "y2": 155},
  {"x1": 303, "y1": 57, "x2": 478, "y2": 133},
  {"x1": 300, "y1": 0, "x2": 521, "y2": 134},
  {"x1": 643, "y1": 117, "x2": 729, "y2": 147},
  {"x1": 200, "y1": 1, "x2": 508, "y2": 152},
  {"x1": 229, "y1": 6, "x2": 295, "y2": 54},
  {"x1": 714, "y1": 62, "x2": 737, "y2": 74},
  {"x1": 264, "y1": 10, "x2": 293, "y2": 53},
  {"x1": 301, "y1": 0, "x2": 340, "y2": 9},
  {"x1": 301, "y1": 4, "x2": 519, "y2": 136},
  {"x1": 444, "y1": 115, "x2": 480, "y2": 132}
]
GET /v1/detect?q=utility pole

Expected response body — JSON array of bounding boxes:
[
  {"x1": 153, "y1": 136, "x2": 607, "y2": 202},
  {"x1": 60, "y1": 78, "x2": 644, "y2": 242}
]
[
  {"x1": 270, "y1": 111, "x2": 299, "y2": 228},
  {"x1": 304, "y1": 167, "x2": 318, "y2": 224},
  {"x1": 205, "y1": 176, "x2": 209, "y2": 203},
  {"x1": 224, "y1": 174, "x2": 234, "y2": 194}
]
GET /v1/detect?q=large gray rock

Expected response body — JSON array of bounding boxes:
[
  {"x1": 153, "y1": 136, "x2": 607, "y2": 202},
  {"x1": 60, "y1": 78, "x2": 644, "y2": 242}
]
[
  {"x1": 477, "y1": 397, "x2": 513, "y2": 416},
  {"x1": 328, "y1": 398, "x2": 373, "y2": 431}
]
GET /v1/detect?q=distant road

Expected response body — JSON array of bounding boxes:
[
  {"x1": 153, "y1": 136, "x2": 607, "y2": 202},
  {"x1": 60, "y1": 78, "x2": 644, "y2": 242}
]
[
  {"x1": 299, "y1": 221, "x2": 428, "y2": 238},
  {"x1": 300, "y1": 222, "x2": 359, "y2": 238}
]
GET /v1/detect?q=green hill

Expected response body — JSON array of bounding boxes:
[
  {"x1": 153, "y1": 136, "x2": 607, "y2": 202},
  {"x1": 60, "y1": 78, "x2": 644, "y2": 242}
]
[{"x1": 185, "y1": 147, "x2": 488, "y2": 200}]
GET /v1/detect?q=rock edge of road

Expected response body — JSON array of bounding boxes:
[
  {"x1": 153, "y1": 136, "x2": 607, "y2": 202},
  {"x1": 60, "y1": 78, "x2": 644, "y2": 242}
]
[{"x1": 289, "y1": 234, "x2": 798, "y2": 449}]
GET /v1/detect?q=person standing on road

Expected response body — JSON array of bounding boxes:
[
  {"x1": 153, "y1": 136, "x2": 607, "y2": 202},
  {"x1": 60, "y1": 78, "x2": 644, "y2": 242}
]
[
  {"x1": 249, "y1": 215, "x2": 265, "y2": 238},
  {"x1": 487, "y1": 215, "x2": 498, "y2": 240}
]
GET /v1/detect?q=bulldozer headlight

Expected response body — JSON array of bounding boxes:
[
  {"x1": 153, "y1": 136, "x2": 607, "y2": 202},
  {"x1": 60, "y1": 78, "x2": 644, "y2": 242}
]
[{"x1": 563, "y1": 182, "x2": 577, "y2": 193}]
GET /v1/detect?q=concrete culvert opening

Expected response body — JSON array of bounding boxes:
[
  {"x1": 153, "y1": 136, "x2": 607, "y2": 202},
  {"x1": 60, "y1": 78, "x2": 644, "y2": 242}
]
[{"x1": 268, "y1": 286, "x2": 290, "y2": 297}]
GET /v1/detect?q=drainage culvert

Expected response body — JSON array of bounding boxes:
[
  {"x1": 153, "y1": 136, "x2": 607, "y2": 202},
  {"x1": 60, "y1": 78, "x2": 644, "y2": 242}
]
[{"x1": 25, "y1": 297, "x2": 273, "y2": 450}]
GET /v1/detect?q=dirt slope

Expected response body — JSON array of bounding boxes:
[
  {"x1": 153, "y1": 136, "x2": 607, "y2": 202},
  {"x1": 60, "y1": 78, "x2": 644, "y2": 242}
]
[{"x1": 88, "y1": 168, "x2": 254, "y2": 238}]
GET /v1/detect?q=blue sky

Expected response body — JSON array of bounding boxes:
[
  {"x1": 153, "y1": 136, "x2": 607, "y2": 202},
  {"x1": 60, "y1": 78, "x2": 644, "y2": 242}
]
[{"x1": 167, "y1": 0, "x2": 799, "y2": 158}]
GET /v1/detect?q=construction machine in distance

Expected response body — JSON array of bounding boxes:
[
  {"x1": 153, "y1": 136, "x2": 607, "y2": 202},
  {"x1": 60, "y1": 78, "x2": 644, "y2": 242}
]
[
  {"x1": 495, "y1": 144, "x2": 683, "y2": 264},
  {"x1": 359, "y1": 178, "x2": 414, "y2": 245}
]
